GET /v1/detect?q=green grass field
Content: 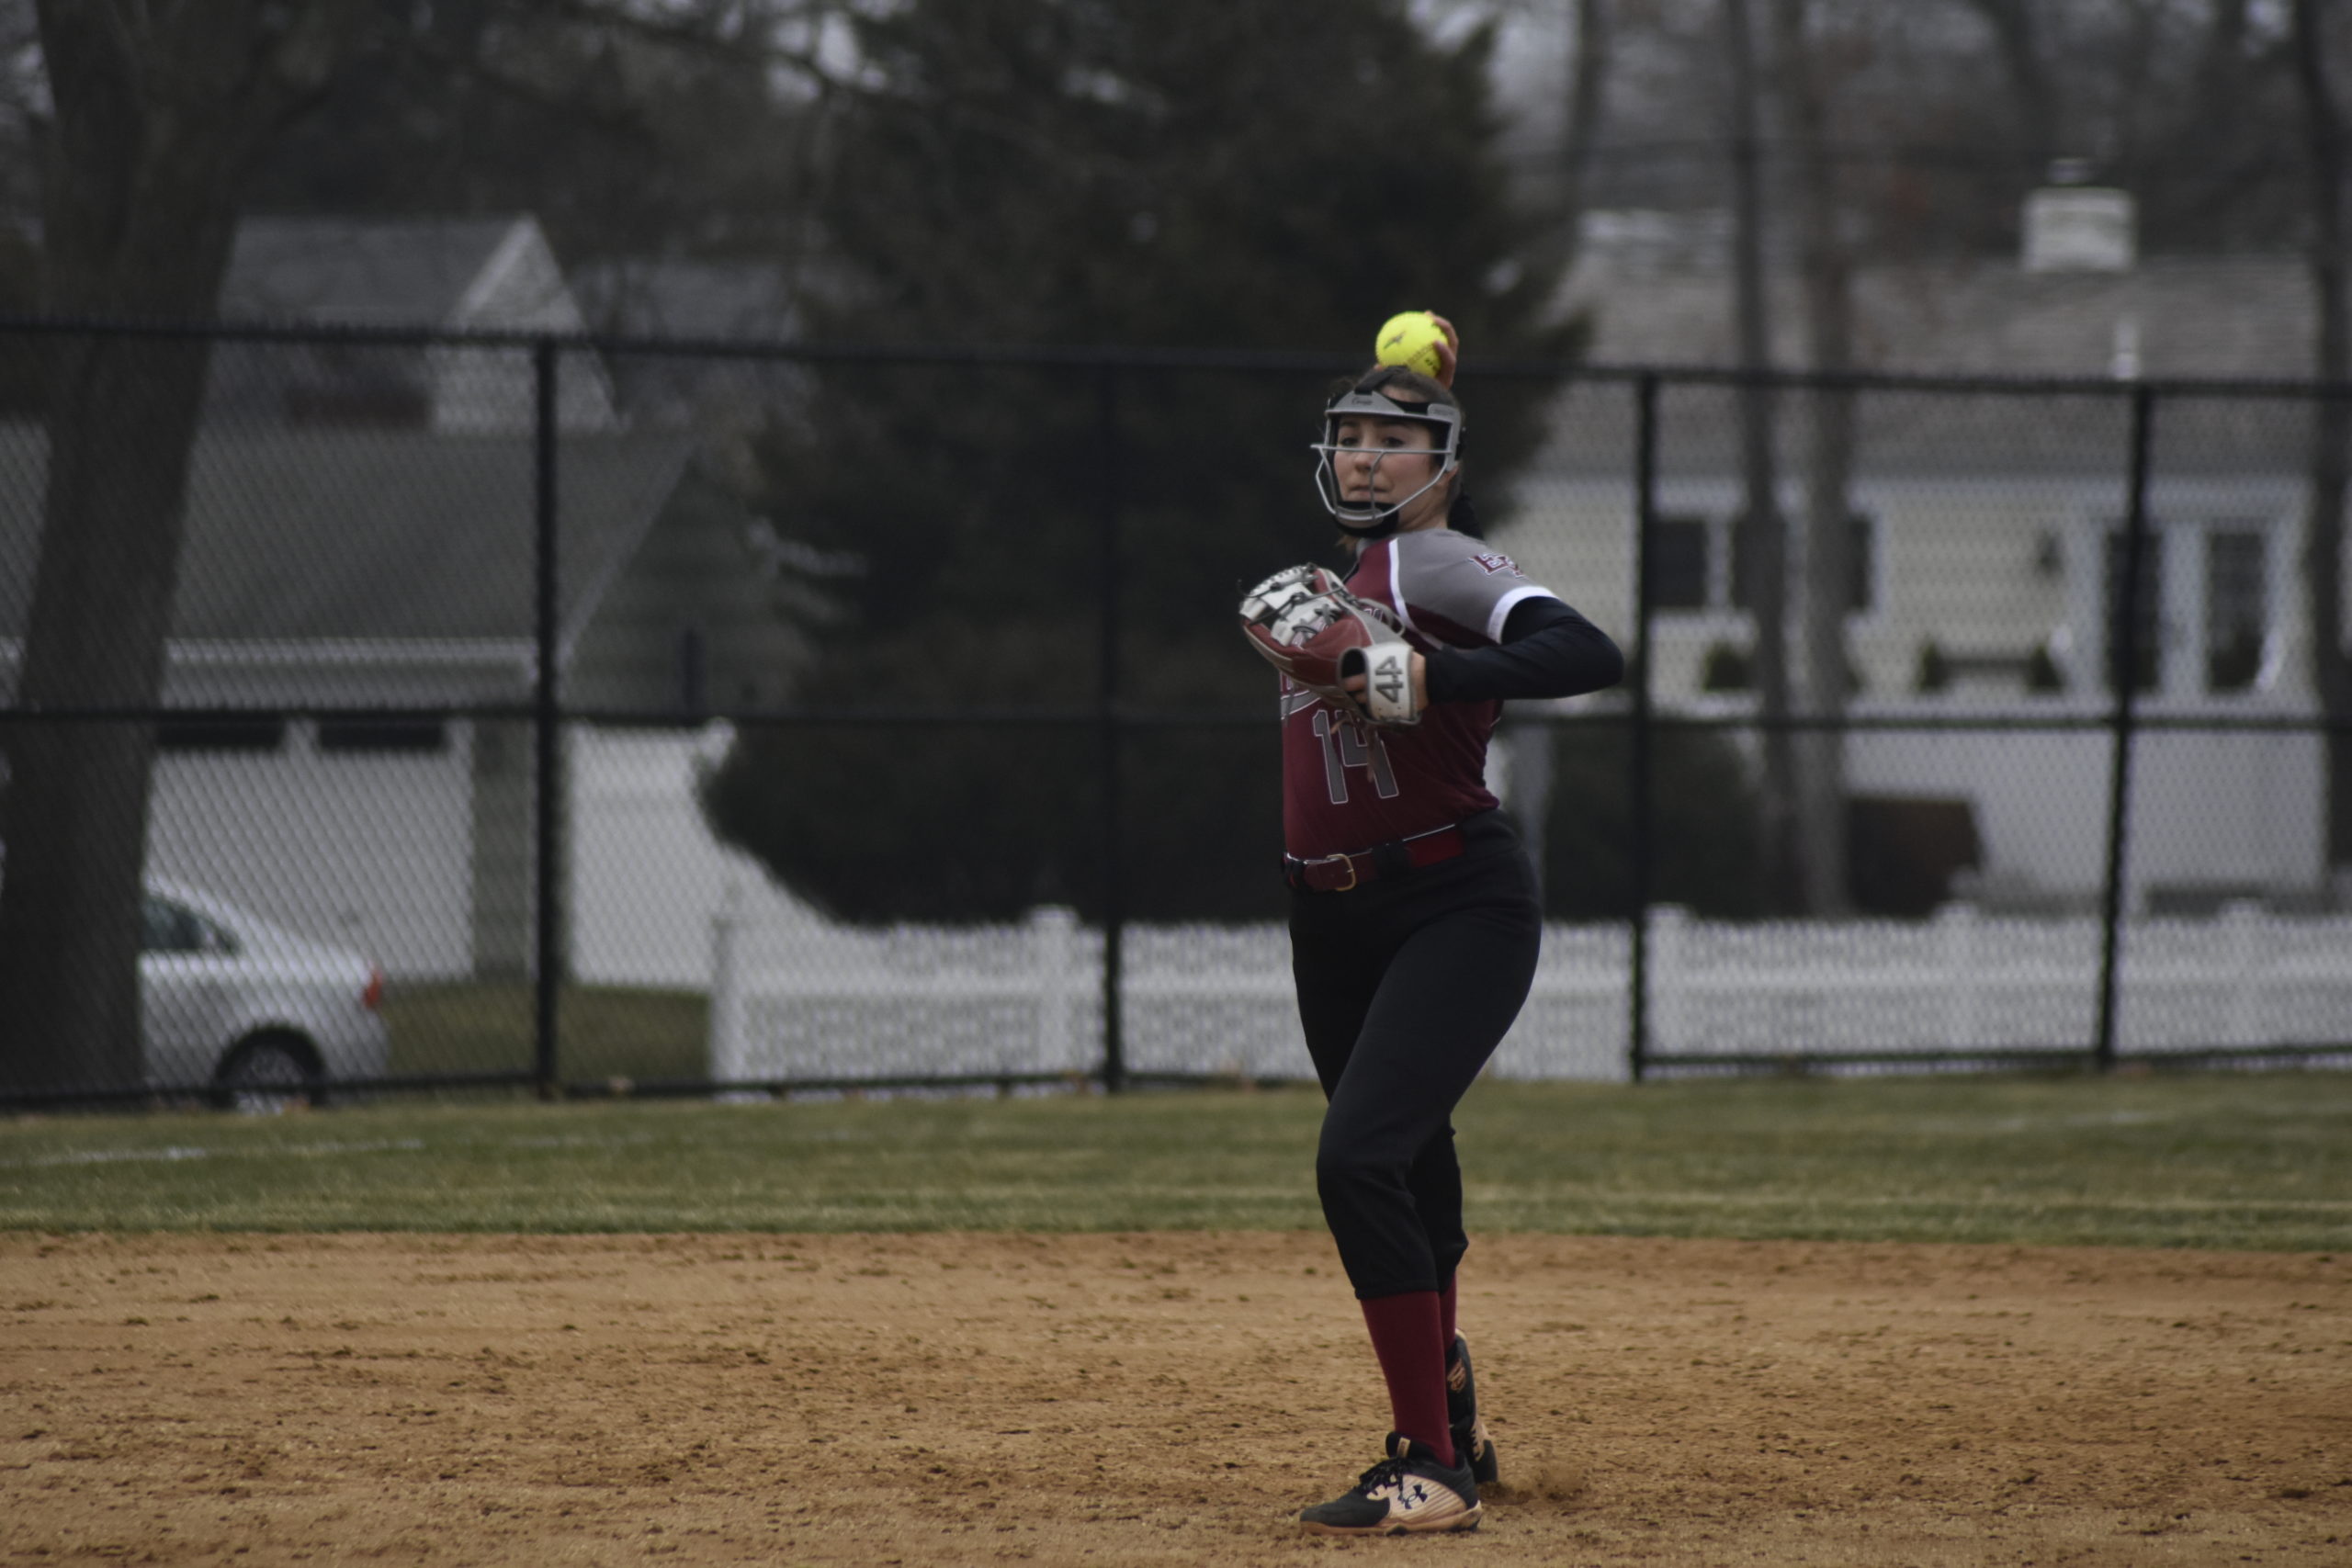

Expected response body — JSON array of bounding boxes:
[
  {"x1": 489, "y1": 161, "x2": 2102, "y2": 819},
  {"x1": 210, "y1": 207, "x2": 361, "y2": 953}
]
[
  {"x1": 4, "y1": 1069, "x2": 2346, "y2": 1248},
  {"x1": 382, "y1": 981, "x2": 707, "y2": 1081}
]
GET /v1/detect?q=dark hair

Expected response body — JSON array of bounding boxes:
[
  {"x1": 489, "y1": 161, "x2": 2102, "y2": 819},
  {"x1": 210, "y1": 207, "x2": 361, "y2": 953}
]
[
  {"x1": 1331, "y1": 364, "x2": 1460, "y2": 413},
  {"x1": 1447, "y1": 488, "x2": 1481, "y2": 537}
]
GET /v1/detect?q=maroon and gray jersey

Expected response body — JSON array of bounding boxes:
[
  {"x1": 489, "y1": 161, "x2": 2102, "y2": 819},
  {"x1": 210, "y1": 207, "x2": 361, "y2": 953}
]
[{"x1": 1280, "y1": 529, "x2": 1562, "y2": 861}]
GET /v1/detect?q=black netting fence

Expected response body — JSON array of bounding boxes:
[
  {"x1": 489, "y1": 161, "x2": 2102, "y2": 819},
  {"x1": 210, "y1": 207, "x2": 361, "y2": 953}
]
[{"x1": 2, "y1": 317, "x2": 2347, "y2": 1107}]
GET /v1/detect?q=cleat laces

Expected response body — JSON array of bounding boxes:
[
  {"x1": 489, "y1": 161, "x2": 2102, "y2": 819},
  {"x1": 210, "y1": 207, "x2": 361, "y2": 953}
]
[{"x1": 1352, "y1": 1455, "x2": 1409, "y2": 1500}]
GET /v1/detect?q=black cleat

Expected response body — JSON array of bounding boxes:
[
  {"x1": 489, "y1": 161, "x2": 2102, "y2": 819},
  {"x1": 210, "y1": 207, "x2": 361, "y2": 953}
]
[
  {"x1": 1448, "y1": 1333, "x2": 1500, "y2": 1486},
  {"x1": 1295, "y1": 1432, "x2": 1483, "y2": 1536}
]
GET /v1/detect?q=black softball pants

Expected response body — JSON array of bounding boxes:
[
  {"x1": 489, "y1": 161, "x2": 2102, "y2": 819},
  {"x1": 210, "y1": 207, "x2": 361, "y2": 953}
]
[{"x1": 1288, "y1": 810, "x2": 1544, "y2": 1300}]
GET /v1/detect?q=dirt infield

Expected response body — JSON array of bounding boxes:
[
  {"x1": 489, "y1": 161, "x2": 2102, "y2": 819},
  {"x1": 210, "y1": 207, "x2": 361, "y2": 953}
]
[{"x1": 3, "y1": 1232, "x2": 2346, "y2": 1566}]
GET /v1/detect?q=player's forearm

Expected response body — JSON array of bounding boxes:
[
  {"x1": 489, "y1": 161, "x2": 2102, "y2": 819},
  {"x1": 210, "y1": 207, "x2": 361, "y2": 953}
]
[{"x1": 1422, "y1": 601, "x2": 1624, "y2": 703}]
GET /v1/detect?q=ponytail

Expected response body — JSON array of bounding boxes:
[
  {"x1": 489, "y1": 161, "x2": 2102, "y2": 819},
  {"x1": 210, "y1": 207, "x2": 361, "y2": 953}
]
[{"x1": 1447, "y1": 484, "x2": 1482, "y2": 538}]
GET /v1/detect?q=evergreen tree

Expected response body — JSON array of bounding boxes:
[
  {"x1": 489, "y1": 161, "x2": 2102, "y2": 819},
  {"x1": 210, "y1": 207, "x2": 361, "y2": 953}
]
[
  {"x1": 1538, "y1": 722, "x2": 1768, "y2": 922},
  {"x1": 699, "y1": 0, "x2": 1580, "y2": 922}
]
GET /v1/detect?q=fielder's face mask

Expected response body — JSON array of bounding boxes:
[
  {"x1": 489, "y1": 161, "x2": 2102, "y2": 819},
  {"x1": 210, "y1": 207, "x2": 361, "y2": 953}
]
[{"x1": 1310, "y1": 376, "x2": 1464, "y2": 538}]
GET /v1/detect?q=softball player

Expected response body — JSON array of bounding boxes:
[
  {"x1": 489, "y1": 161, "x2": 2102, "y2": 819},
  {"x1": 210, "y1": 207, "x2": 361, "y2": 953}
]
[{"x1": 1242, "y1": 347, "x2": 1623, "y2": 1534}]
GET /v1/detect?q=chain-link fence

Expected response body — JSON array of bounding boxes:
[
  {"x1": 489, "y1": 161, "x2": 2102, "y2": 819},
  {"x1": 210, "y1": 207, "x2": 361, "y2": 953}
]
[{"x1": 2, "y1": 316, "x2": 2347, "y2": 1108}]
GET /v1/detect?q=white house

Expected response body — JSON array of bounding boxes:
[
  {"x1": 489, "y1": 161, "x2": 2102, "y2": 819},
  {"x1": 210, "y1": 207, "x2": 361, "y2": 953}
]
[
  {"x1": 1, "y1": 216, "x2": 805, "y2": 980},
  {"x1": 1492, "y1": 191, "x2": 2344, "y2": 912},
  {"x1": 214, "y1": 214, "x2": 619, "y2": 433}
]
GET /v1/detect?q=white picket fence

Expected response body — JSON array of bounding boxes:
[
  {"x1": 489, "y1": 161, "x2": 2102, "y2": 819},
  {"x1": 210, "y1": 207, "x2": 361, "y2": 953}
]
[{"x1": 706, "y1": 897, "x2": 2352, "y2": 1086}]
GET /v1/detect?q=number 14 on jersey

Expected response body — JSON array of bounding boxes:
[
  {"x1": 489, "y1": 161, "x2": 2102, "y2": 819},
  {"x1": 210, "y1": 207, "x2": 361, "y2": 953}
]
[{"x1": 1311, "y1": 708, "x2": 1399, "y2": 805}]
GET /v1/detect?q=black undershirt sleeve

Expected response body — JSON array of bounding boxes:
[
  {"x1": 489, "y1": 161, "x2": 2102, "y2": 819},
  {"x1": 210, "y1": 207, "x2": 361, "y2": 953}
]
[{"x1": 1422, "y1": 595, "x2": 1625, "y2": 705}]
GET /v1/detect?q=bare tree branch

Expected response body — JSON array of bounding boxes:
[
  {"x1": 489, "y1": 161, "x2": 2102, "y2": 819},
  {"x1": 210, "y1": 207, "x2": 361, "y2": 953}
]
[
  {"x1": 1559, "y1": 0, "x2": 1612, "y2": 269},
  {"x1": 1772, "y1": 0, "x2": 1854, "y2": 917},
  {"x1": 1954, "y1": 0, "x2": 2056, "y2": 173},
  {"x1": 1723, "y1": 0, "x2": 1798, "y2": 912},
  {"x1": 2291, "y1": 0, "x2": 2352, "y2": 875}
]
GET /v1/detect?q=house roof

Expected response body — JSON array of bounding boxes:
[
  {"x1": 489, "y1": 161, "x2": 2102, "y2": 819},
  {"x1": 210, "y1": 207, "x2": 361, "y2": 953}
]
[
  {"x1": 220, "y1": 216, "x2": 531, "y2": 326},
  {"x1": 1526, "y1": 254, "x2": 2319, "y2": 480},
  {"x1": 0, "y1": 424, "x2": 693, "y2": 650},
  {"x1": 1562, "y1": 253, "x2": 2314, "y2": 379}
]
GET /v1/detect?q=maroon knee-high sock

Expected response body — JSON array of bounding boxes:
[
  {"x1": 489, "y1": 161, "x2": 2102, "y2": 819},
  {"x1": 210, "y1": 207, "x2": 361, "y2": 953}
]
[
  {"x1": 1358, "y1": 1292, "x2": 1455, "y2": 1468},
  {"x1": 1439, "y1": 1275, "x2": 1459, "y2": 1350}
]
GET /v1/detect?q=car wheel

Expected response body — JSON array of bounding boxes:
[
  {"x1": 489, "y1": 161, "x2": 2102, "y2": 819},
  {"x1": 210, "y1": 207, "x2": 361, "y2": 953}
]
[{"x1": 214, "y1": 1033, "x2": 323, "y2": 1114}]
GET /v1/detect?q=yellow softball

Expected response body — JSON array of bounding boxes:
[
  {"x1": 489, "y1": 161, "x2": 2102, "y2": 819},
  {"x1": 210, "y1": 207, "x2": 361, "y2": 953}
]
[{"x1": 1373, "y1": 310, "x2": 1447, "y2": 378}]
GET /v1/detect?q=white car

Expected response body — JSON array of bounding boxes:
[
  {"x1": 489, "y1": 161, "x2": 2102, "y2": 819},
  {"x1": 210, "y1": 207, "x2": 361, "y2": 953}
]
[{"x1": 141, "y1": 881, "x2": 390, "y2": 1107}]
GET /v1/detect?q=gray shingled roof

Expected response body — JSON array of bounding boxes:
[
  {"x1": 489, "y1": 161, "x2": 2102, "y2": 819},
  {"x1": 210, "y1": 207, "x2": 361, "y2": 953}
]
[
  {"x1": 1530, "y1": 255, "x2": 2321, "y2": 479},
  {"x1": 1563, "y1": 254, "x2": 2314, "y2": 378},
  {"x1": 220, "y1": 217, "x2": 523, "y2": 324},
  {"x1": 0, "y1": 424, "x2": 692, "y2": 645}
]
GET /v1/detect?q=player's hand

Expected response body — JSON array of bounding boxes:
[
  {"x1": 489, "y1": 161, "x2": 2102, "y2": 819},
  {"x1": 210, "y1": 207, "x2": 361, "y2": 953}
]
[
  {"x1": 1430, "y1": 315, "x2": 1460, "y2": 388},
  {"x1": 1343, "y1": 650, "x2": 1428, "y2": 714}
]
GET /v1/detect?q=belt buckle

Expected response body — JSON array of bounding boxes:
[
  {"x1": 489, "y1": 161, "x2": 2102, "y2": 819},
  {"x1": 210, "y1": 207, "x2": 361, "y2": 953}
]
[{"x1": 1308, "y1": 852, "x2": 1358, "y2": 893}]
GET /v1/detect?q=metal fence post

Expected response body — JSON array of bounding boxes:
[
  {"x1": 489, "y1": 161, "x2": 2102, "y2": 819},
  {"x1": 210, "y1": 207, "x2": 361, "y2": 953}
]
[
  {"x1": 1096, "y1": 364, "x2": 1126, "y2": 1093},
  {"x1": 533, "y1": 337, "x2": 561, "y2": 1100},
  {"x1": 2093, "y1": 381, "x2": 2157, "y2": 1074},
  {"x1": 1629, "y1": 374, "x2": 1660, "y2": 1082}
]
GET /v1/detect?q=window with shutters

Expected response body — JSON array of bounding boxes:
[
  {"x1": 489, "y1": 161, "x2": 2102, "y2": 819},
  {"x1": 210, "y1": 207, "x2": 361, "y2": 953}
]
[
  {"x1": 2082, "y1": 517, "x2": 2276, "y2": 698},
  {"x1": 1653, "y1": 511, "x2": 1876, "y2": 616},
  {"x1": 1649, "y1": 515, "x2": 1710, "y2": 610},
  {"x1": 2204, "y1": 529, "x2": 2267, "y2": 694},
  {"x1": 2100, "y1": 527, "x2": 2165, "y2": 694}
]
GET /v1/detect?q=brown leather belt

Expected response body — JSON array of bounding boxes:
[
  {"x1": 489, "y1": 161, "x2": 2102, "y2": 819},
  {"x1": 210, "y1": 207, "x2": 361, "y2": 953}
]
[{"x1": 1284, "y1": 824, "x2": 1469, "y2": 894}]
